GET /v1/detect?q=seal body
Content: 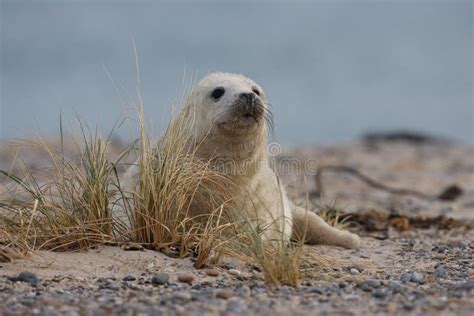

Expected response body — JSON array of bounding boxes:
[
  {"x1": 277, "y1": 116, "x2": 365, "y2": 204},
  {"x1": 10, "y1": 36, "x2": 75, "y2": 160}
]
[{"x1": 120, "y1": 72, "x2": 360, "y2": 248}]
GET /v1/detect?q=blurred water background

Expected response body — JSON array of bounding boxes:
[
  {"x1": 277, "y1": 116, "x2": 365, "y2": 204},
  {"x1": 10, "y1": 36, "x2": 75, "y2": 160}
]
[{"x1": 1, "y1": 0, "x2": 473, "y2": 145}]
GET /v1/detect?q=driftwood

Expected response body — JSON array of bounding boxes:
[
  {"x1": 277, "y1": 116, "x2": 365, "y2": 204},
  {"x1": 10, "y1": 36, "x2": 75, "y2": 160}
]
[{"x1": 313, "y1": 165, "x2": 462, "y2": 202}]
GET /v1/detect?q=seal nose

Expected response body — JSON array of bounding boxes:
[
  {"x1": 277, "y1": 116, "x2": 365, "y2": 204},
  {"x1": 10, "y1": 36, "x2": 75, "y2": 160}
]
[{"x1": 239, "y1": 92, "x2": 256, "y2": 104}]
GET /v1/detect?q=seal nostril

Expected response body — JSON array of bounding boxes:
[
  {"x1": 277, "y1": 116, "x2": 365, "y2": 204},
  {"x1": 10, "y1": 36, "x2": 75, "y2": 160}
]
[
  {"x1": 239, "y1": 92, "x2": 255, "y2": 103},
  {"x1": 252, "y1": 87, "x2": 261, "y2": 96}
]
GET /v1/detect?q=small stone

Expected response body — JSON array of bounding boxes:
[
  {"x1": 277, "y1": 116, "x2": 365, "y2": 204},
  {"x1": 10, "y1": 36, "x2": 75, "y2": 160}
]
[
  {"x1": 177, "y1": 272, "x2": 196, "y2": 284},
  {"x1": 364, "y1": 279, "x2": 382, "y2": 288},
  {"x1": 433, "y1": 267, "x2": 447, "y2": 279},
  {"x1": 228, "y1": 269, "x2": 241, "y2": 277},
  {"x1": 8, "y1": 271, "x2": 39, "y2": 287},
  {"x1": 205, "y1": 269, "x2": 220, "y2": 277},
  {"x1": 151, "y1": 273, "x2": 170, "y2": 285},
  {"x1": 173, "y1": 292, "x2": 192, "y2": 301},
  {"x1": 358, "y1": 279, "x2": 382, "y2": 292},
  {"x1": 387, "y1": 281, "x2": 405, "y2": 294},
  {"x1": 342, "y1": 294, "x2": 359, "y2": 301},
  {"x1": 338, "y1": 282, "x2": 348, "y2": 289},
  {"x1": 309, "y1": 286, "x2": 326, "y2": 294},
  {"x1": 122, "y1": 275, "x2": 136, "y2": 282},
  {"x1": 106, "y1": 282, "x2": 120, "y2": 290},
  {"x1": 460, "y1": 280, "x2": 474, "y2": 291},
  {"x1": 372, "y1": 288, "x2": 389, "y2": 298},
  {"x1": 349, "y1": 265, "x2": 364, "y2": 272},
  {"x1": 215, "y1": 289, "x2": 233, "y2": 299},
  {"x1": 400, "y1": 272, "x2": 413, "y2": 283},
  {"x1": 411, "y1": 272, "x2": 423, "y2": 283},
  {"x1": 349, "y1": 268, "x2": 361, "y2": 275},
  {"x1": 360, "y1": 283, "x2": 372, "y2": 292}
]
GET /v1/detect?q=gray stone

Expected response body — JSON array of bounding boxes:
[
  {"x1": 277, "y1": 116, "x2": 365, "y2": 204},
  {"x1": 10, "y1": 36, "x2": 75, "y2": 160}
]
[
  {"x1": 411, "y1": 272, "x2": 423, "y2": 283},
  {"x1": 362, "y1": 279, "x2": 382, "y2": 288},
  {"x1": 106, "y1": 283, "x2": 120, "y2": 291},
  {"x1": 151, "y1": 273, "x2": 169, "y2": 285},
  {"x1": 372, "y1": 288, "x2": 389, "y2": 298},
  {"x1": 400, "y1": 272, "x2": 413, "y2": 283},
  {"x1": 387, "y1": 281, "x2": 405, "y2": 294},
  {"x1": 433, "y1": 267, "x2": 447, "y2": 279},
  {"x1": 8, "y1": 271, "x2": 39, "y2": 287},
  {"x1": 460, "y1": 280, "x2": 474, "y2": 291}
]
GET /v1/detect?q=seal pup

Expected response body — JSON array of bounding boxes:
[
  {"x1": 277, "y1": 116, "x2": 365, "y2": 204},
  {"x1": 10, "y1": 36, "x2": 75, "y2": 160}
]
[{"x1": 119, "y1": 72, "x2": 360, "y2": 249}]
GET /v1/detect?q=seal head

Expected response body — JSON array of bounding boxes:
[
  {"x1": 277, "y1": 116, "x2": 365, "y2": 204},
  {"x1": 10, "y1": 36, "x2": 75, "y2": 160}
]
[{"x1": 188, "y1": 72, "x2": 270, "y2": 139}]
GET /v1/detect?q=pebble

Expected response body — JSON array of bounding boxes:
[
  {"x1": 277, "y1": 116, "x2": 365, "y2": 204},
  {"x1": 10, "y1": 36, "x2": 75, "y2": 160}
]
[
  {"x1": 387, "y1": 281, "x2": 405, "y2": 294},
  {"x1": 372, "y1": 288, "x2": 389, "y2": 298},
  {"x1": 460, "y1": 280, "x2": 474, "y2": 291},
  {"x1": 172, "y1": 292, "x2": 192, "y2": 302},
  {"x1": 205, "y1": 269, "x2": 220, "y2": 277},
  {"x1": 177, "y1": 273, "x2": 196, "y2": 284},
  {"x1": 106, "y1": 283, "x2": 120, "y2": 291},
  {"x1": 8, "y1": 271, "x2": 39, "y2": 287},
  {"x1": 411, "y1": 272, "x2": 423, "y2": 283},
  {"x1": 359, "y1": 279, "x2": 382, "y2": 291},
  {"x1": 309, "y1": 286, "x2": 325, "y2": 294},
  {"x1": 122, "y1": 275, "x2": 136, "y2": 282},
  {"x1": 215, "y1": 289, "x2": 233, "y2": 299},
  {"x1": 350, "y1": 268, "x2": 361, "y2": 275},
  {"x1": 228, "y1": 269, "x2": 241, "y2": 277},
  {"x1": 433, "y1": 267, "x2": 447, "y2": 279},
  {"x1": 400, "y1": 272, "x2": 413, "y2": 283},
  {"x1": 151, "y1": 273, "x2": 170, "y2": 285}
]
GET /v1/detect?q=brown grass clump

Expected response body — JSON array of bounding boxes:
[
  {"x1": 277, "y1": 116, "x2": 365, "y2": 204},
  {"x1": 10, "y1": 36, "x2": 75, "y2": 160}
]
[
  {"x1": 123, "y1": 101, "x2": 236, "y2": 262},
  {"x1": 230, "y1": 225, "x2": 305, "y2": 287},
  {"x1": 0, "y1": 125, "x2": 121, "y2": 254}
]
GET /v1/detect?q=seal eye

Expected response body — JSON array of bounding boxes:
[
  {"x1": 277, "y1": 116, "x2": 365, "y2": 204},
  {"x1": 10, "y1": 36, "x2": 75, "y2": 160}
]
[
  {"x1": 211, "y1": 87, "x2": 225, "y2": 100},
  {"x1": 252, "y1": 87, "x2": 261, "y2": 97}
]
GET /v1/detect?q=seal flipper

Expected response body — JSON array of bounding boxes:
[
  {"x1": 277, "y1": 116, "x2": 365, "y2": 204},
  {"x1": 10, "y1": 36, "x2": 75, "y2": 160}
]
[{"x1": 291, "y1": 205, "x2": 360, "y2": 249}]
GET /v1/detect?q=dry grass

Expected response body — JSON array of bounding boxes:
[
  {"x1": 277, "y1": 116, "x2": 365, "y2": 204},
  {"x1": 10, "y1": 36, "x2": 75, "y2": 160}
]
[
  {"x1": 230, "y1": 223, "x2": 305, "y2": 286},
  {"x1": 317, "y1": 200, "x2": 353, "y2": 230},
  {"x1": 121, "y1": 101, "x2": 237, "y2": 262},
  {"x1": 0, "y1": 124, "x2": 123, "y2": 254}
]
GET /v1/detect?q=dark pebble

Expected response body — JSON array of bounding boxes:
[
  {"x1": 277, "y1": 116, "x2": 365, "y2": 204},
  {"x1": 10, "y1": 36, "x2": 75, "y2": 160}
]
[
  {"x1": 309, "y1": 286, "x2": 325, "y2": 294},
  {"x1": 151, "y1": 273, "x2": 169, "y2": 285},
  {"x1": 372, "y1": 288, "x2": 389, "y2": 298},
  {"x1": 460, "y1": 280, "x2": 474, "y2": 291},
  {"x1": 123, "y1": 275, "x2": 136, "y2": 282},
  {"x1": 8, "y1": 271, "x2": 39, "y2": 287}
]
